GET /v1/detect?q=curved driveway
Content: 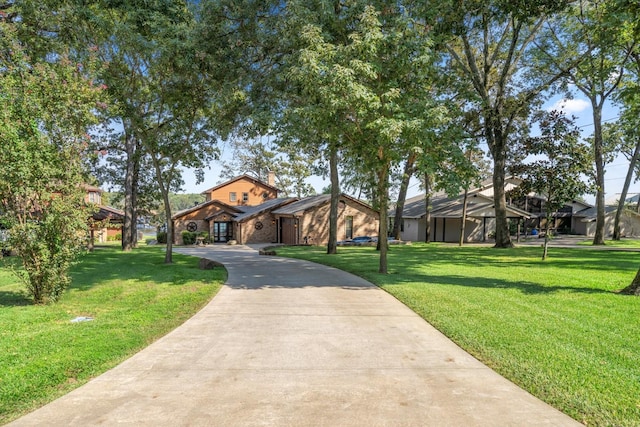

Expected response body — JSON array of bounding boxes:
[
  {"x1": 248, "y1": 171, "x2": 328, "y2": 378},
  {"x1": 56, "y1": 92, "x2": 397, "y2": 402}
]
[{"x1": 10, "y1": 244, "x2": 580, "y2": 426}]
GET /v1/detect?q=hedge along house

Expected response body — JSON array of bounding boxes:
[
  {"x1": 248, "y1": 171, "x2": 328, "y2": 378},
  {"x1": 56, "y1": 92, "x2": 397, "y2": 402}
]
[{"x1": 271, "y1": 194, "x2": 379, "y2": 245}]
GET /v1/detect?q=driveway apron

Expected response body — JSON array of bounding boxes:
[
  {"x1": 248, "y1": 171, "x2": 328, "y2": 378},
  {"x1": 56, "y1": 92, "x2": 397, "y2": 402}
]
[{"x1": 9, "y1": 244, "x2": 580, "y2": 426}]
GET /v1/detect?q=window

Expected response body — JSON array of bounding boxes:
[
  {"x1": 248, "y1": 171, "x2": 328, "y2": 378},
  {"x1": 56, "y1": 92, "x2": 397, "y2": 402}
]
[
  {"x1": 242, "y1": 192, "x2": 249, "y2": 202},
  {"x1": 346, "y1": 216, "x2": 353, "y2": 239},
  {"x1": 229, "y1": 192, "x2": 237, "y2": 202},
  {"x1": 88, "y1": 192, "x2": 99, "y2": 204}
]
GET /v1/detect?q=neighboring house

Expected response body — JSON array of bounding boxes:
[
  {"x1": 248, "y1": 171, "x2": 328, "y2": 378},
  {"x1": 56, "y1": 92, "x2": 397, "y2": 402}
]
[
  {"x1": 200, "y1": 173, "x2": 279, "y2": 206},
  {"x1": 172, "y1": 176, "x2": 380, "y2": 245},
  {"x1": 397, "y1": 189, "x2": 530, "y2": 243},
  {"x1": 509, "y1": 195, "x2": 592, "y2": 235},
  {"x1": 573, "y1": 206, "x2": 640, "y2": 237},
  {"x1": 85, "y1": 185, "x2": 124, "y2": 243},
  {"x1": 272, "y1": 194, "x2": 379, "y2": 245},
  {"x1": 395, "y1": 177, "x2": 640, "y2": 242}
]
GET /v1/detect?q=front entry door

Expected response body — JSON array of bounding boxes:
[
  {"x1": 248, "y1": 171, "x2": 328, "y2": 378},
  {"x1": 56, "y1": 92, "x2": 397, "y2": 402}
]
[{"x1": 213, "y1": 222, "x2": 232, "y2": 242}]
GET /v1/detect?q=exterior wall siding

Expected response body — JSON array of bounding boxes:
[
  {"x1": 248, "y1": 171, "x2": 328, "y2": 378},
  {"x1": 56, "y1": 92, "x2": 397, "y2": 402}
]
[
  {"x1": 237, "y1": 214, "x2": 278, "y2": 244},
  {"x1": 400, "y1": 219, "x2": 421, "y2": 242},
  {"x1": 173, "y1": 204, "x2": 233, "y2": 245},
  {"x1": 428, "y1": 217, "x2": 493, "y2": 243},
  {"x1": 576, "y1": 212, "x2": 640, "y2": 237},
  {"x1": 298, "y1": 199, "x2": 379, "y2": 245},
  {"x1": 205, "y1": 179, "x2": 277, "y2": 206}
]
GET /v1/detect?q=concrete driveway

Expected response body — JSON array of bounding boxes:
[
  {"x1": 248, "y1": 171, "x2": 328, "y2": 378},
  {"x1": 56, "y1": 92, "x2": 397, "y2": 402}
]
[{"x1": 10, "y1": 244, "x2": 580, "y2": 426}]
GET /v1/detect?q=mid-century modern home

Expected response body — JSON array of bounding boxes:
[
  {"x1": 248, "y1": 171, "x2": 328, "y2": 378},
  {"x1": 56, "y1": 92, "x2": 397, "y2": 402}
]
[
  {"x1": 394, "y1": 177, "x2": 640, "y2": 243},
  {"x1": 171, "y1": 175, "x2": 380, "y2": 245}
]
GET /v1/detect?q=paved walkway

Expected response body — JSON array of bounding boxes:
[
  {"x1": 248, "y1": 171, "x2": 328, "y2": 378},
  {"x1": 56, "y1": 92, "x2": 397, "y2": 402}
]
[{"x1": 10, "y1": 244, "x2": 580, "y2": 426}]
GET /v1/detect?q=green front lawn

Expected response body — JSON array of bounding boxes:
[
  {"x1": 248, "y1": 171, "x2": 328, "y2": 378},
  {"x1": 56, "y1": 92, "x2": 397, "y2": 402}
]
[
  {"x1": 0, "y1": 246, "x2": 224, "y2": 424},
  {"x1": 578, "y1": 238, "x2": 640, "y2": 249},
  {"x1": 275, "y1": 243, "x2": 640, "y2": 427}
]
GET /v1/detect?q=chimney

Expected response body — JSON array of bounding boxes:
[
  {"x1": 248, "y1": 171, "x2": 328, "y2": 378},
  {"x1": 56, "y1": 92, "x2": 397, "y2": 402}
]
[{"x1": 268, "y1": 171, "x2": 275, "y2": 187}]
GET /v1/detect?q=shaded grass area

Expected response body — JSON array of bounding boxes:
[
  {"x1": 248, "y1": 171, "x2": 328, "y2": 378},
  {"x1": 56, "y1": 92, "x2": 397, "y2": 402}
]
[
  {"x1": 0, "y1": 246, "x2": 224, "y2": 424},
  {"x1": 578, "y1": 237, "x2": 640, "y2": 249},
  {"x1": 275, "y1": 243, "x2": 640, "y2": 426}
]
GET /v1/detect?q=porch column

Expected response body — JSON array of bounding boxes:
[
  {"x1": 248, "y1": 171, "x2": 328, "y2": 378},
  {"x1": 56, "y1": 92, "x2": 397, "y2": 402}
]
[{"x1": 442, "y1": 218, "x2": 446, "y2": 242}]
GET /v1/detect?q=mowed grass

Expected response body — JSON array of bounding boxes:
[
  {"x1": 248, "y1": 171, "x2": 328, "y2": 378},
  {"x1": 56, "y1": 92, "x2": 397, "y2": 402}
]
[
  {"x1": 0, "y1": 246, "x2": 224, "y2": 424},
  {"x1": 578, "y1": 237, "x2": 640, "y2": 249},
  {"x1": 275, "y1": 243, "x2": 640, "y2": 426}
]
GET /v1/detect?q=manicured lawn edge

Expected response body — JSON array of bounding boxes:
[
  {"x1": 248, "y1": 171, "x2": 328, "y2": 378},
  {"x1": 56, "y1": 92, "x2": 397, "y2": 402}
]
[
  {"x1": 274, "y1": 243, "x2": 640, "y2": 426},
  {"x1": 0, "y1": 246, "x2": 224, "y2": 424}
]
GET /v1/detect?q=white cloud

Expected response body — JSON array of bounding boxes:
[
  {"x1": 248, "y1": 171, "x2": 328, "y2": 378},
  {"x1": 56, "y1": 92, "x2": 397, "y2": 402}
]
[{"x1": 547, "y1": 98, "x2": 590, "y2": 114}]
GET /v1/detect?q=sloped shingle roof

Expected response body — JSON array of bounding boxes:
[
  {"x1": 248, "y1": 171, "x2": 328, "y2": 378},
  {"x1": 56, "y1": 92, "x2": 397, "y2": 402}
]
[
  {"x1": 172, "y1": 199, "x2": 243, "y2": 220},
  {"x1": 273, "y1": 194, "x2": 376, "y2": 216},
  {"x1": 233, "y1": 198, "x2": 297, "y2": 222},
  {"x1": 200, "y1": 174, "x2": 279, "y2": 195}
]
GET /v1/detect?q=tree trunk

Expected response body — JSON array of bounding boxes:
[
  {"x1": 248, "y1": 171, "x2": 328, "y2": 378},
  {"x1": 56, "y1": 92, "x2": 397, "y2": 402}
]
[
  {"x1": 459, "y1": 188, "x2": 468, "y2": 246},
  {"x1": 130, "y1": 148, "x2": 140, "y2": 248},
  {"x1": 327, "y1": 145, "x2": 339, "y2": 255},
  {"x1": 149, "y1": 153, "x2": 174, "y2": 264},
  {"x1": 392, "y1": 152, "x2": 416, "y2": 240},
  {"x1": 613, "y1": 138, "x2": 640, "y2": 240},
  {"x1": 542, "y1": 213, "x2": 551, "y2": 260},
  {"x1": 620, "y1": 267, "x2": 640, "y2": 295},
  {"x1": 491, "y1": 148, "x2": 513, "y2": 248},
  {"x1": 592, "y1": 105, "x2": 606, "y2": 245},
  {"x1": 162, "y1": 191, "x2": 173, "y2": 264},
  {"x1": 424, "y1": 173, "x2": 432, "y2": 243},
  {"x1": 122, "y1": 132, "x2": 137, "y2": 251},
  {"x1": 377, "y1": 162, "x2": 389, "y2": 274}
]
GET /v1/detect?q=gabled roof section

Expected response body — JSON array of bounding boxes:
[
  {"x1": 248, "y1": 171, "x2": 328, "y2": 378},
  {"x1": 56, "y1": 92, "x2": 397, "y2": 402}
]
[
  {"x1": 83, "y1": 184, "x2": 103, "y2": 193},
  {"x1": 399, "y1": 191, "x2": 449, "y2": 219},
  {"x1": 172, "y1": 199, "x2": 244, "y2": 220},
  {"x1": 200, "y1": 174, "x2": 279, "y2": 195},
  {"x1": 272, "y1": 193, "x2": 376, "y2": 216},
  {"x1": 93, "y1": 205, "x2": 124, "y2": 222},
  {"x1": 233, "y1": 198, "x2": 297, "y2": 222},
  {"x1": 573, "y1": 205, "x2": 640, "y2": 219},
  {"x1": 272, "y1": 194, "x2": 331, "y2": 215},
  {"x1": 475, "y1": 176, "x2": 522, "y2": 198}
]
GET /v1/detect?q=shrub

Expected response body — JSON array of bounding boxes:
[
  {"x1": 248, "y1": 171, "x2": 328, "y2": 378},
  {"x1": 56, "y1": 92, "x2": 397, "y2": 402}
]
[
  {"x1": 182, "y1": 231, "x2": 197, "y2": 245},
  {"x1": 156, "y1": 231, "x2": 167, "y2": 244},
  {"x1": 197, "y1": 231, "x2": 210, "y2": 244}
]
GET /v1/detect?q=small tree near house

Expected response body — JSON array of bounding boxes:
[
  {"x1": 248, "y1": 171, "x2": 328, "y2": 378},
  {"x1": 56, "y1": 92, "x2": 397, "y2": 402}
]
[
  {"x1": 512, "y1": 110, "x2": 591, "y2": 260},
  {"x1": 0, "y1": 31, "x2": 102, "y2": 303}
]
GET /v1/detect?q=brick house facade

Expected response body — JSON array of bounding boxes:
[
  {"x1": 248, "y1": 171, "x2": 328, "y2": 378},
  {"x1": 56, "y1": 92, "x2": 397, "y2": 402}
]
[
  {"x1": 272, "y1": 194, "x2": 379, "y2": 245},
  {"x1": 200, "y1": 174, "x2": 278, "y2": 206},
  {"x1": 172, "y1": 176, "x2": 380, "y2": 246}
]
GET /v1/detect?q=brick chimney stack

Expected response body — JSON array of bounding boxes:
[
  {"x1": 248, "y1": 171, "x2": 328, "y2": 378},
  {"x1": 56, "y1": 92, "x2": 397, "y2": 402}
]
[{"x1": 268, "y1": 171, "x2": 275, "y2": 187}]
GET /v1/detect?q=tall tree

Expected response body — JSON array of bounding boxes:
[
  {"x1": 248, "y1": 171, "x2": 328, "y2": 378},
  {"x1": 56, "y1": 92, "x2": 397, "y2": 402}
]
[
  {"x1": 0, "y1": 5, "x2": 103, "y2": 303},
  {"x1": 537, "y1": 0, "x2": 631, "y2": 245},
  {"x1": 512, "y1": 110, "x2": 591, "y2": 259},
  {"x1": 391, "y1": 151, "x2": 417, "y2": 240},
  {"x1": 218, "y1": 138, "x2": 317, "y2": 197},
  {"x1": 613, "y1": 29, "x2": 640, "y2": 239},
  {"x1": 288, "y1": 3, "x2": 444, "y2": 273},
  {"x1": 435, "y1": 0, "x2": 573, "y2": 248}
]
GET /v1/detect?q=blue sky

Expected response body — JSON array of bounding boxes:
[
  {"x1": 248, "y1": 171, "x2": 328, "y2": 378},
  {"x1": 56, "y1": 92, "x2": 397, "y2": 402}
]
[{"x1": 180, "y1": 94, "x2": 637, "y2": 206}]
